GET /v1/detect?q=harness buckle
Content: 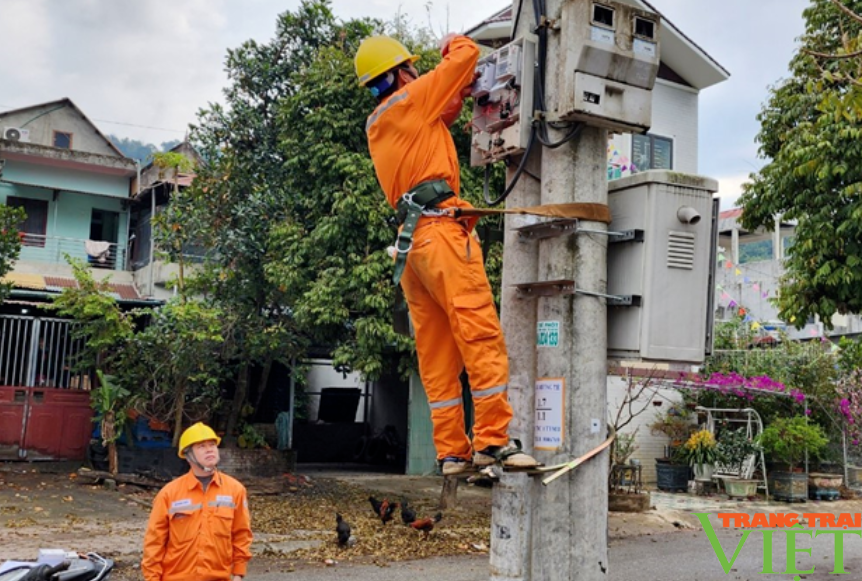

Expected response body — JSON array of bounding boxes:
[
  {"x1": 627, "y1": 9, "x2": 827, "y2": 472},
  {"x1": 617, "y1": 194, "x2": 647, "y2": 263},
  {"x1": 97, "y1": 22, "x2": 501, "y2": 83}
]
[{"x1": 394, "y1": 239, "x2": 413, "y2": 254}]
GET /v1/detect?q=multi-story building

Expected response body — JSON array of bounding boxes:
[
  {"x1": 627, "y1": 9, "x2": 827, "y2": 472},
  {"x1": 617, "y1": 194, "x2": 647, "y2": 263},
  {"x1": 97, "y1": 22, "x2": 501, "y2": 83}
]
[{"x1": 0, "y1": 98, "x2": 154, "y2": 460}]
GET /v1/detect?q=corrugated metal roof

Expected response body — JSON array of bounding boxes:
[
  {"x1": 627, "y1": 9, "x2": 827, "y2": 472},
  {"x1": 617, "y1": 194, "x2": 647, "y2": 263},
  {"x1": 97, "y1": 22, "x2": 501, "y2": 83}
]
[
  {"x1": 16, "y1": 275, "x2": 141, "y2": 300},
  {"x1": 1, "y1": 273, "x2": 46, "y2": 290}
]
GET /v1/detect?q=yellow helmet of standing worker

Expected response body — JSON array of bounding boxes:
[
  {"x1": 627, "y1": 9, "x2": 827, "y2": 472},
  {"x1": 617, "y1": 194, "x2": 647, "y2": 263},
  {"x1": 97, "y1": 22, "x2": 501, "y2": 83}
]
[
  {"x1": 178, "y1": 422, "x2": 221, "y2": 458},
  {"x1": 355, "y1": 36, "x2": 419, "y2": 87}
]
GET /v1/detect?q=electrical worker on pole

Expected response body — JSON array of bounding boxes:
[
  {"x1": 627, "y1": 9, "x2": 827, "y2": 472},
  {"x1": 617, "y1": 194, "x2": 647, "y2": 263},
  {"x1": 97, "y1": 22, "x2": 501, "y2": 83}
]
[{"x1": 355, "y1": 33, "x2": 537, "y2": 475}]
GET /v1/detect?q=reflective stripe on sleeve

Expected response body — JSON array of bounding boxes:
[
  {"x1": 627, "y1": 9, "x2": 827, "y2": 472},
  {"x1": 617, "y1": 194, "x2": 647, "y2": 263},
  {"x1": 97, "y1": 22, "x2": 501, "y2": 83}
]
[{"x1": 366, "y1": 93, "x2": 408, "y2": 132}]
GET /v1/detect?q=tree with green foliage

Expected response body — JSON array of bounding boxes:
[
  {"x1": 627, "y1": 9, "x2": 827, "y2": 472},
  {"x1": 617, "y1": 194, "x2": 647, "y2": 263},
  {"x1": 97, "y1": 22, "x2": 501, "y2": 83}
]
[
  {"x1": 124, "y1": 299, "x2": 228, "y2": 447},
  {"x1": 0, "y1": 205, "x2": 25, "y2": 302},
  {"x1": 52, "y1": 260, "x2": 136, "y2": 374},
  {"x1": 51, "y1": 261, "x2": 137, "y2": 474},
  {"x1": 183, "y1": 1, "x2": 497, "y2": 438},
  {"x1": 739, "y1": 0, "x2": 862, "y2": 327}
]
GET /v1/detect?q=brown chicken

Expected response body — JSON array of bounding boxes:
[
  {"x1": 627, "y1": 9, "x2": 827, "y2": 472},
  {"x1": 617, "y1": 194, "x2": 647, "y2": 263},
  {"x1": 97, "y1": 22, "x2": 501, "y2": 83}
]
[
  {"x1": 368, "y1": 496, "x2": 398, "y2": 525},
  {"x1": 409, "y1": 512, "x2": 443, "y2": 537}
]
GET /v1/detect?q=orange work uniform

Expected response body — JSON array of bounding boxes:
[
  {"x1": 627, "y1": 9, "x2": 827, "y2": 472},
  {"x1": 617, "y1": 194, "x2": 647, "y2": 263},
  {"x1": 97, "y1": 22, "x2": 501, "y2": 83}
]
[
  {"x1": 142, "y1": 470, "x2": 252, "y2": 581},
  {"x1": 366, "y1": 35, "x2": 512, "y2": 461}
]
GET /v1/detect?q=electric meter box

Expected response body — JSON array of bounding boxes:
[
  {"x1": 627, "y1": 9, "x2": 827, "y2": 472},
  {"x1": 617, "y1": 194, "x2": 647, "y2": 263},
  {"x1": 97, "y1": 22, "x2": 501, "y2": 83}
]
[
  {"x1": 607, "y1": 170, "x2": 719, "y2": 364},
  {"x1": 557, "y1": 0, "x2": 660, "y2": 133},
  {"x1": 469, "y1": 35, "x2": 537, "y2": 166}
]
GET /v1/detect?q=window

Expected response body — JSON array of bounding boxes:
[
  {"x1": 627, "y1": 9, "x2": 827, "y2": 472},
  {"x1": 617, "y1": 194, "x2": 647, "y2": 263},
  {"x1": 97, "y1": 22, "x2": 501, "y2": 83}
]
[
  {"x1": 6, "y1": 196, "x2": 48, "y2": 247},
  {"x1": 52, "y1": 131, "x2": 72, "y2": 149},
  {"x1": 592, "y1": 4, "x2": 615, "y2": 27},
  {"x1": 632, "y1": 133, "x2": 673, "y2": 171}
]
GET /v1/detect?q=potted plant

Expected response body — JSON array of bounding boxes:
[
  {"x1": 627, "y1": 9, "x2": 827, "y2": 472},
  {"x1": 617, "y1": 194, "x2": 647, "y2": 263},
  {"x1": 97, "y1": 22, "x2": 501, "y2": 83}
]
[
  {"x1": 760, "y1": 416, "x2": 829, "y2": 502},
  {"x1": 611, "y1": 431, "x2": 638, "y2": 467},
  {"x1": 716, "y1": 428, "x2": 761, "y2": 499},
  {"x1": 680, "y1": 429, "x2": 719, "y2": 481},
  {"x1": 650, "y1": 408, "x2": 695, "y2": 492}
]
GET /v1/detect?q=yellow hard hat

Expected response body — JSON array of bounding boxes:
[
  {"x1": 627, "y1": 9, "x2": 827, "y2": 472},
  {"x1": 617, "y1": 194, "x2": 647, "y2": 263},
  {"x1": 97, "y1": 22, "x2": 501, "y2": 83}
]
[
  {"x1": 355, "y1": 36, "x2": 419, "y2": 87},
  {"x1": 178, "y1": 422, "x2": 221, "y2": 458}
]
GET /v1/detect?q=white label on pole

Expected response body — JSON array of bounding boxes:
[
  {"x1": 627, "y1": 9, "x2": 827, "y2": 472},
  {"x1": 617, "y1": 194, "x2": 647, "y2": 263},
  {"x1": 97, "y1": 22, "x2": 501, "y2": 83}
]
[
  {"x1": 591, "y1": 419, "x2": 601, "y2": 434},
  {"x1": 534, "y1": 378, "x2": 565, "y2": 451},
  {"x1": 590, "y1": 25, "x2": 615, "y2": 45},
  {"x1": 633, "y1": 38, "x2": 656, "y2": 57},
  {"x1": 537, "y1": 321, "x2": 560, "y2": 348}
]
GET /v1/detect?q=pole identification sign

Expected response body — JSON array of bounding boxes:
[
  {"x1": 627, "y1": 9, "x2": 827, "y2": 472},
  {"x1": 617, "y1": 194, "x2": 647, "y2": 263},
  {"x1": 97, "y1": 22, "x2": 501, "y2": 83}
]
[
  {"x1": 537, "y1": 320, "x2": 560, "y2": 348},
  {"x1": 534, "y1": 377, "x2": 565, "y2": 450}
]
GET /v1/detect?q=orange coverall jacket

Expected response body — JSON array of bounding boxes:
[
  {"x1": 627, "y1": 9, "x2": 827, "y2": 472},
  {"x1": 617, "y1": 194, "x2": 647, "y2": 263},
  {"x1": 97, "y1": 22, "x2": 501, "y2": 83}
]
[
  {"x1": 366, "y1": 36, "x2": 513, "y2": 460},
  {"x1": 142, "y1": 470, "x2": 252, "y2": 581}
]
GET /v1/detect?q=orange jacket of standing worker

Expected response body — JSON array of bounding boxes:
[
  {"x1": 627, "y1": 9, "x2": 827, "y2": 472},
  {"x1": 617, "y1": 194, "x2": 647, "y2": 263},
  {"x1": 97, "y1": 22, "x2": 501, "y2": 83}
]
[
  {"x1": 362, "y1": 34, "x2": 536, "y2": 475},
  {"x1": 142, "y1": 470, "x2": 252, "y2": 581}
]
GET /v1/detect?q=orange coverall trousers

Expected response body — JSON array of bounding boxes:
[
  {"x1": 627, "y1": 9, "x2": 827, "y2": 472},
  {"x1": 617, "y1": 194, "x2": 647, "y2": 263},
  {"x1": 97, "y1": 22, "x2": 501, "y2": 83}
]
[{"x1": 400, "y1": 217, "x2": 512, "y2": 461}]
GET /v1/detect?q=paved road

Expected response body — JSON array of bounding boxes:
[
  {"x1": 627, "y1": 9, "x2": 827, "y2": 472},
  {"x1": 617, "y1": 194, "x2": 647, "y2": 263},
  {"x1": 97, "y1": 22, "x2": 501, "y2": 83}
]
[{"x1": 248, "y1": 526, "x2": 858, "y2": 580}]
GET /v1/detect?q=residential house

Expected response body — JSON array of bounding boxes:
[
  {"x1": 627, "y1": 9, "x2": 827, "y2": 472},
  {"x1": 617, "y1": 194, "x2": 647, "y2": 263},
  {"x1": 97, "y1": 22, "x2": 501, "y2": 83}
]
[
  {"x1": 715, "y1": 208, "x2": 862, "y2": 341},
  {"x1": 129, "y1": 140, "x2": 203, "y2": 301},
  {"x1": 0, "y1": 98, "x2": 154, "y2": 461}
]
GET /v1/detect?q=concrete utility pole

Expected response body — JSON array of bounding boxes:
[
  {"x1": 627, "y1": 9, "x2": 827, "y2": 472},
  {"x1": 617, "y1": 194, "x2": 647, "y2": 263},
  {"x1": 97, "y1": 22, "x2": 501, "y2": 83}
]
[{"x1": 492, "y1": 0, "x2": 609, "y2": 579}]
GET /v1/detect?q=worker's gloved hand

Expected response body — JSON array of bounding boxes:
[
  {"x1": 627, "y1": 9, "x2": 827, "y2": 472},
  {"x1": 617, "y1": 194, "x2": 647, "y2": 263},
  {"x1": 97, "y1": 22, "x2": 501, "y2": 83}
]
[
  {"x1": 439, "y1": 33, "x2": 458, "y2": 57},
  {"x1": 462, "y1": 71, "x2": 480, "y2": 99}
]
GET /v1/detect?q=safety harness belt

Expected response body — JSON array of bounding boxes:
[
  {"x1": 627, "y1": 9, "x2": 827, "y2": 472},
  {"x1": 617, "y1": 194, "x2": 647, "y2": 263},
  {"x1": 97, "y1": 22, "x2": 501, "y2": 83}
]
[
  {"x1": 392, "y1": 179, "x2": 454, "y2": 285},
  {"x1": 391, "y1": 181, "x2": 613, "y2": 286}
]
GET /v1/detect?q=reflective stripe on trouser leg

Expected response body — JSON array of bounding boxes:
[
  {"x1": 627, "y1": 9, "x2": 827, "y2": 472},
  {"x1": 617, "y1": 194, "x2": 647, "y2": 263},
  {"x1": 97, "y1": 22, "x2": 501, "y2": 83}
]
[
  {"x1": 401, "y1": 220, "x2": 513, "y2": 455},
  {"x1": 400, "y1": 247, "x2": 472, "y2": 461},
  {"x1": 471, "y1": 383, "x2": 512, "y2": 452}
]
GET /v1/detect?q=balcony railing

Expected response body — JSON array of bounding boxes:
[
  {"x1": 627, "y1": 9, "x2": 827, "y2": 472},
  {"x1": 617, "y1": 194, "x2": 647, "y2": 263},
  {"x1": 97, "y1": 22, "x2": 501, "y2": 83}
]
[{"x1": 18, "y1": 234, "x2": 126, "y2": 271}]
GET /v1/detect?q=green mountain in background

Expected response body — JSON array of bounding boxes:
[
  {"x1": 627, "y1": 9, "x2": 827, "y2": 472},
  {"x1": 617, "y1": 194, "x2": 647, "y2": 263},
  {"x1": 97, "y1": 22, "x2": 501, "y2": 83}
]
[{"x1": 109, "y1": 135, "x2": 181, "y2": 163}]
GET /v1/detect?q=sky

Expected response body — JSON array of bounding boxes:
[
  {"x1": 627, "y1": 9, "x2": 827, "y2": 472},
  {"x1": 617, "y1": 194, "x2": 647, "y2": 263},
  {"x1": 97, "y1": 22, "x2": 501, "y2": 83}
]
[{"x1": 0, "y1": 0, "x2": 811, "y2": 208}]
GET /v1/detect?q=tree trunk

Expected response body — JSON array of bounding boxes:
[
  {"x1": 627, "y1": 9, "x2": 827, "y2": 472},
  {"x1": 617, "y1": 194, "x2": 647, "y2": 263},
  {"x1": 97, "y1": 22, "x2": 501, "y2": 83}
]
[
  {"x1": 252, "y1": 359, "x2": 274, "y2": 411},
  {"x1": 103, "y1": 411, "x2": 118, "y2": 475},
  {"x1": 224, "y1": 364, "x2": 250, "y2": 447},
  {"x1": 171, "y1": 381, "x2": 187, "y2": 448}
]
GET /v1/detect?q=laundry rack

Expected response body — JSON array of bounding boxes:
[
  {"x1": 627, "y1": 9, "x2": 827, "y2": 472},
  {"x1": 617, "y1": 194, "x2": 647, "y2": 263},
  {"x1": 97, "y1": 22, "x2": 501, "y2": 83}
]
[{"x1": 696, "y1": 406, "x2": 769, "y2": 498}]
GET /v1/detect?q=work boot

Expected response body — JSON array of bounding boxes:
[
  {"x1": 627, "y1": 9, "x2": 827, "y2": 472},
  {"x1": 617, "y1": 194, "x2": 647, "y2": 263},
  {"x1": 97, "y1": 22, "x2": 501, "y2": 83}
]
[
  {"x1": 440, "y1": 457, "x2": 470, "y2": 475},
  {"x1": 474, "y1": 441, "x2": 538, "y2": 468}
]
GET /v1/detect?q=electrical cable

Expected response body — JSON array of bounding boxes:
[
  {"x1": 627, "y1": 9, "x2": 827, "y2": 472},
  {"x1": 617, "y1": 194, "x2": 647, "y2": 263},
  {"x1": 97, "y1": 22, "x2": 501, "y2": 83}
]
[
  {"x1": 483, "y1": 124, "x2": 537, "y2": 206},
  {"x1": 480, "y1": 0, "x2": 582, "y2": 206}
]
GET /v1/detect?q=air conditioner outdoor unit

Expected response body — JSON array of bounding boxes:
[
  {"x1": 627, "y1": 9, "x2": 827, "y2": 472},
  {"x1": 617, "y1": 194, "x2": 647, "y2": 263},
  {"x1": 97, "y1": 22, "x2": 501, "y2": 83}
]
[{"x1": 3, "y1": 127, "x2": 30, "y2": 142}]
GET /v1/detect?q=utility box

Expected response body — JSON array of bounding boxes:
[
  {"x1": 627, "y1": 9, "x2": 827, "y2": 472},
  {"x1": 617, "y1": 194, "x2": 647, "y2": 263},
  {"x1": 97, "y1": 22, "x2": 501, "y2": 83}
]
[
  {"x1": 469, "y1": 35, "x2": 537, "y2": 166},
  {"x1": 607, "y1": 170, "x2": 718, "y2": 364},
  {"x1": 556, "y1": 0, "x2": 660, "y2": 133}
]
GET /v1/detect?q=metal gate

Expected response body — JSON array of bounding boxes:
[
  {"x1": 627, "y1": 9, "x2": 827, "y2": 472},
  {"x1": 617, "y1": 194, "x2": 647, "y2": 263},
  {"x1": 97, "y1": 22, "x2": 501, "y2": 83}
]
[{"x1": 0, "y1": 315, "x2": 94, "y2": 460}]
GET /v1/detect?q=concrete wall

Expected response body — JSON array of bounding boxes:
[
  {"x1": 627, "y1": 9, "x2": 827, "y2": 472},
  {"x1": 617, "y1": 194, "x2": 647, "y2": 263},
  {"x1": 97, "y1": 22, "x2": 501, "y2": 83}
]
[
  {"x1": 1, "y1": 102, "x2": 119, "y2": 157},
  {"x1": 609, "y1": 79, "x2": 699, "y2": 176},
  {"x1": 3, "y1": 159, "x2": 131, "y2": 199},
  {"x1": 11, "y1": 260, "x2": 135, "y2": 286}
]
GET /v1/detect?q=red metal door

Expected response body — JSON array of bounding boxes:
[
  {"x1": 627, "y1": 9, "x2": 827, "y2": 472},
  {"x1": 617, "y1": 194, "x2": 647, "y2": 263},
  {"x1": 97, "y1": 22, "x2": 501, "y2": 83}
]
[
  {"x1": 0, "y1": 315, "x2": 94, "y2": 460},
  {"x1": 0, "y1": 387, "x2": 27, "y2": 459},
  {"x1": 22, "y1": 388, "x2": 93, "y2": 459}
]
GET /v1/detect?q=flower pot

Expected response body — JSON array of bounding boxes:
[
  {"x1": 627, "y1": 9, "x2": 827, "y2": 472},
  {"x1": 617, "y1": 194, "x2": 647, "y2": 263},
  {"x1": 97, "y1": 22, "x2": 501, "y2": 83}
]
[
  {"x1": 808, "y1": 473, "x2": 842, "y2": 501},
  {"x1": 848, "y1": 465, "x2": 862, "y2": 488},
  {"x1": 693, "y1": 464, "x2": 714, "y2": 481},
  {"x1": 724, "y1": 478, "x2": 758, "y2": 500},
  {"x1": 770, "y1": 471, "x2": 808, "y2": 502},
  {"x1": 655, "y1": 459, "x2": 691, "y2": 492}
]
